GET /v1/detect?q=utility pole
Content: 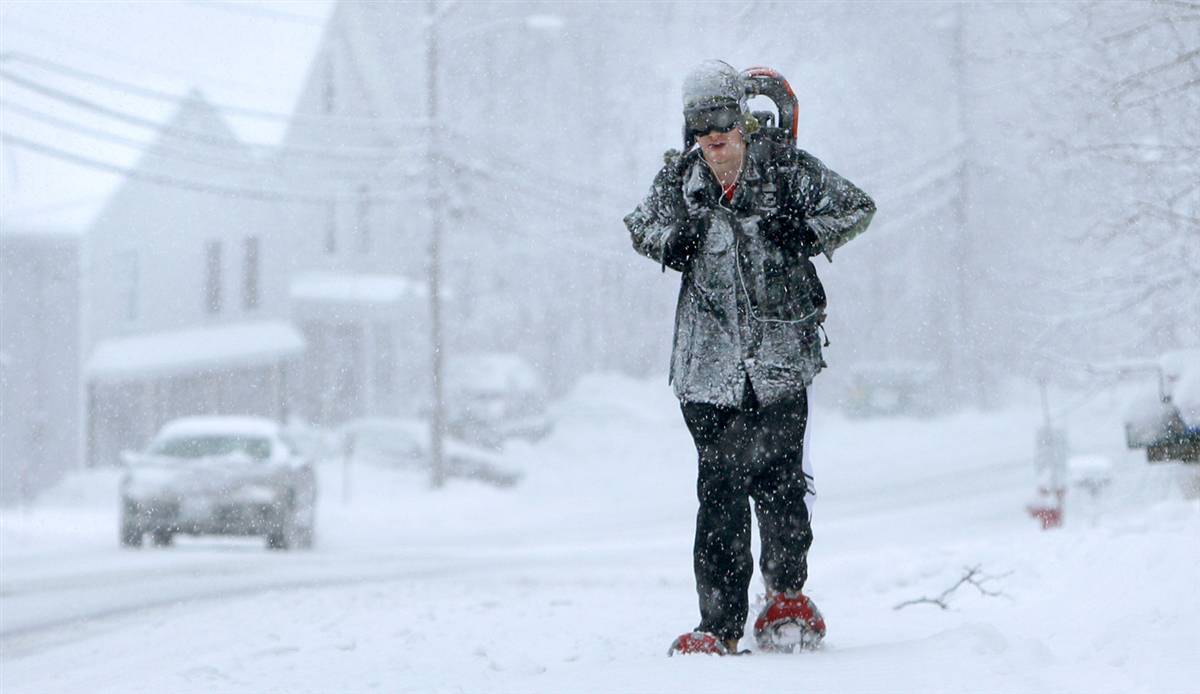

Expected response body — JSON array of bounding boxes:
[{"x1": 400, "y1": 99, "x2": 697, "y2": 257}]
[
  {"x1": 952, "y1": 3, "x2": 984, "y2": 409},
  {"x1": 426, "y1": 0, "x2": 446, "y2": 489}
]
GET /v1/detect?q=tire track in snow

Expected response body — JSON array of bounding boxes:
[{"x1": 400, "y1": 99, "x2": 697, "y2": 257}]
[{"x1": 1, "y1": 537, "x2": 678, "y2": 656}]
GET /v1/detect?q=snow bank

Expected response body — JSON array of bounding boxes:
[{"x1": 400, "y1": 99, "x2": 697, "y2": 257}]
[{"x1": 3, "y1": 374, "x2": 1198, "y2": 694}]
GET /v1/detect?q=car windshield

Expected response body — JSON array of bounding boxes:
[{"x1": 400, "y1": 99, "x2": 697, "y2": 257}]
[{"x1": 150, "y1": 435, "x2": 272, "y2": 461}]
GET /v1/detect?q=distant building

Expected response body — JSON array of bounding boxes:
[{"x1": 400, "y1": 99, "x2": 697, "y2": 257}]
[
  {"x1": 273, "y1": 0, "x2": 434, "y2": 424},
  {"x1": 81, "y1": 93, "x2": 303, "y2": 466},
  {"x1": 78, "y1": 83, "x2": 432, "y2": 465},
  {"x1": 0, "y1": 228, "x2": 81, "y2": 503},
  {"x1": 289, "y1": 271, "x2": 427, "y2": 425}
]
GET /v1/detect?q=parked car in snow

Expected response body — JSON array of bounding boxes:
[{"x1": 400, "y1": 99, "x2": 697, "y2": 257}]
[
  {"x1": 842, "y1": 360, "x2": 941, "y2": 417},
  {"x1": 338, "y1": 417, "x2": 521, "y2": 488},
  {"x1": 1124, "y1": 349, "x2": 1200, "y2": 464},
  {"x1": 119, "y1": 416, "x2": 317, "y2": 549},
  {"x1": 443, "y1": 353, "x2": 551, "y2": 449}
]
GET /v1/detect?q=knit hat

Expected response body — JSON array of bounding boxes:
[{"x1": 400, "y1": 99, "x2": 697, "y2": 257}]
[{"x1": 682, "y1": 59, "x2": 746, "y2": 113}]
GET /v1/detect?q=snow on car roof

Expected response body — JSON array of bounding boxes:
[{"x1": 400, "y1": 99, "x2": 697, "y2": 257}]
[{"x1": 155, "y1": 416, "x2": 281, "y2": 441}]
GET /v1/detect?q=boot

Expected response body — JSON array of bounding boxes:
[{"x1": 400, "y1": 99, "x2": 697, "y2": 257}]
[
  {"x1": 667, "y1": 631, "x2": 729, "y2": 656},
  {"x1": 753, "y1": 591, "x2": 826, "y2": 653}
]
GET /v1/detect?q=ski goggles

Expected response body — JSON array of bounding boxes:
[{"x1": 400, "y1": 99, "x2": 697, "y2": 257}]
[{"x1": 684, "y1": 104, "x2": 742, "y2": 137}]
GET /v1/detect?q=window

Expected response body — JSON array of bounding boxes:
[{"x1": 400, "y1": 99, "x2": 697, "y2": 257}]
[
  {"x1": 205, "y1": 240, "x2": 222, "y2": 314},
  {"x1": 151, "y1": 435, "x2": 271, "y2": 460},
  {"x1": 324, "y1": 202, "x2": 337, "y2": 254},
  {"x1": 243, "y1": 236, "x2": 259, "y2": 310},
  {"x1": 356, "y1": 185, "x2": 371, "y2": 253}
]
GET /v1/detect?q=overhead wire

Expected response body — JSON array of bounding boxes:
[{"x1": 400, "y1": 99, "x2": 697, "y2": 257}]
[
  {"x1": 1, "y1": 51, "x2": 424, "y2": 129},
  {"x1": 0, "y1": 131, "x2": 421, "y2": 206},
  {"x1": 0, "y1": 69, "x2": 418, "y2": 162},
  {"x1": 443, "y1": 124, "x2": 633, "y2": 205},
  {"x1": 0, "y1": 51, "x2": 634, "y2": 237},
  {"x1": 460, "y1": 199, "x2": 630, "y2": 263},
  {"x1": 444, "y1": 150, "x2": 627, "y2": 219},
  {"x1": 1, "y1": 53, "x2": 637, "y2": 206},
  {"x1": 0, "y1": 98, "x2": 407, "y2": 180},
  {"x1": 0, "y1": 16, "x2": 304, "y2": 98},
  {"x1": 2, "y1": 100, "x2": 278, "y2": 173}
]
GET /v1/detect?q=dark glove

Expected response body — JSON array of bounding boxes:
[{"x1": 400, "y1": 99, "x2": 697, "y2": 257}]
[
  {"x1": 658, "y1": 148, "x2": 707, "y2": 270},
  {"x1": 666, "y1": 216, "x2": 706, "y2": 260}
]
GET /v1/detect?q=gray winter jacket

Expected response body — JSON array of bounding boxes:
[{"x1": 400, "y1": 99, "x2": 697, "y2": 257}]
[{"x1": 625, "y1": 140, "x2": 875, "y2": 408}]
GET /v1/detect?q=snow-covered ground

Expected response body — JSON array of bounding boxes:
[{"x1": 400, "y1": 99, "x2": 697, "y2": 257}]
[{"x1": 2, "y1": 374, "x2": 1198, "y2": 693}]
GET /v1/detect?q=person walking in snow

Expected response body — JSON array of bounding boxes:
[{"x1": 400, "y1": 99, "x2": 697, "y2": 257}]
[{"x1": 624, "y1": 60, "x2": 875, "y2": 655}]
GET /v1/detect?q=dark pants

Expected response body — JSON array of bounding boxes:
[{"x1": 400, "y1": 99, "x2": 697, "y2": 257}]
[{"x1": 680, "y1": 382, "x2": 813, "y2": 640}]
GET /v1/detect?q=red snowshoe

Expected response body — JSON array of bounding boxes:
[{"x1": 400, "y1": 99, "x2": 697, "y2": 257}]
[
  {"x1": 667, "y1": 631, "x2": 738, "y2": 656},
  {"x1": 753, "y1": 592, "x2": 826, "y2": 653}
]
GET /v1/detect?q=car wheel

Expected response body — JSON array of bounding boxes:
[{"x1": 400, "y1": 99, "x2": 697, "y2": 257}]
[
  {"x1": 295, "y1": 483, "x2": 316, "y2": 550},
  {"x1": 266, "y1": 501, "x2": 295, "y2": 551},
  {"x1": 120, "y1": 520, "x2": 143, "y2": 548},
  {"x1": 120, "y1": 500, "x2": 143, "y2": 548}
]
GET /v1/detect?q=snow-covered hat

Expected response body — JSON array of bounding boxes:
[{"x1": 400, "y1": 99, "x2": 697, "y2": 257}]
[
  {"x1": 682, "y1": 59, "x2": 747, "y2": 113},
  {"x1": 681, "y1": 60, "x2": 757, "y2": 149}
]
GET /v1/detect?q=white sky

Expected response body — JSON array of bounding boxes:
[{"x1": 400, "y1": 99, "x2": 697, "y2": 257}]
[{"x1": 0, "y1": 0, "x2": 336, "y2": 231}]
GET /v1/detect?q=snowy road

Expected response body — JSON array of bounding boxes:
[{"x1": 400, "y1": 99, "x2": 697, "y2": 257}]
[{"x1": 3, "y1": 376, "x2": 1198, "y2": 693}]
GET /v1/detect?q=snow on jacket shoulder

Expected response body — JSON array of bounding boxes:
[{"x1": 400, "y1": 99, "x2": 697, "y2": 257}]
[
  {"x1": 783, "y1": 147, "x2": 876, "y2": 261},
  {"x1": 624, "y1": 140, "x2": 876, "y2": 407}
]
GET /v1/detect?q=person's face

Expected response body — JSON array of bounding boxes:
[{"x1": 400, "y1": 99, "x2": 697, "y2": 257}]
[{"x1": 697, "y1": 126, "x2": 745, "y2": 168}]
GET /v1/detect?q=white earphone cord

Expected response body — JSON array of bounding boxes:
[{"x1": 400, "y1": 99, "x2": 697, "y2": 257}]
[{"x1": 707, "y1": 154, "x2": 819, "y2": 327}]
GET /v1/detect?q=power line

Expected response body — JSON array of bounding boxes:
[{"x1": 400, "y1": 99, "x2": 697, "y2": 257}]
[
  {"x1": 0, "y1": 94, "x2": 619, "y2": 220},
  {"x1": 0, "y1": 68, "x2": 419, "y2": 162},
  {"x1": 0, "y1": 127, "x2": 615, "y2": 227},
  {"x1": 0, "y1": 98, "x2": 400, "y2": 178},
  {"x1": 1, "y1": 53, "x2": 637, "y2": 205},
  {"x1": 0, "y1": 16, "x2": 302, "y2": 98},
  {"x1": 451, "y1": 148, "x2": 633, "y2": 208},
  {"x1": 2, "y1": 99, "x2": 271, "y2": 173},
  {"x1": 0, "y1": 131, "x2": 419, "y2": 206},
  {"x1": 444, "y1": 150, "x2": 627, "y2": 219},
  {"x1": 444, "y1": 124, "x2": 632, "y2": 204},
  {"x1": 1, "y1": 51, "x2": 421, "y2": 129},
  {"x1": 463, "y1": 199, "x2": 630, "y2": 263}
]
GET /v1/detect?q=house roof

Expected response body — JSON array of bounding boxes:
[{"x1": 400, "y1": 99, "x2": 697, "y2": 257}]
[{"x1": 85, "y1": 320, "x2": 304, "y2": 383}]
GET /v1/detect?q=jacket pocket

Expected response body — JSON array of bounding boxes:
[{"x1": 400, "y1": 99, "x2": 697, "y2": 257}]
[
  {"x1": 758, "y1": 322, "x2": 823, "y2": 378},
  {"x1": 758, "y1": 254, "x2": 824, "y2": 322}
]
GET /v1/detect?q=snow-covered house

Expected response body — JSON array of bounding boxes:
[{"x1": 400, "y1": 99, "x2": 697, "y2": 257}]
[
  {"x1": 271, "y1": 0, "x2": 606, "y2": 417},
  {"x1": 270, "y1": 1, "x2": 434, "y2": 425},
  {"x1": 271, "y1": 1, "x2": 670, "y2": 399},
  {"x1": 82, "y1": 92, "x2": 303, "y2": 467}
]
